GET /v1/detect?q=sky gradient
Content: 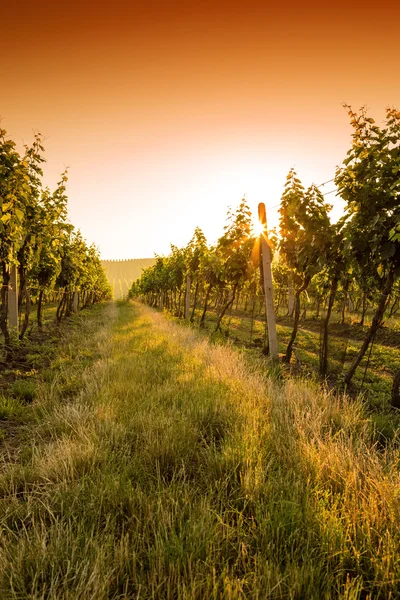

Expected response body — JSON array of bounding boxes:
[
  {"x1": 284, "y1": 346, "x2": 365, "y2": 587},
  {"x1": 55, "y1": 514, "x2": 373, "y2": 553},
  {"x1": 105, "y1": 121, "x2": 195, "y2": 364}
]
[{"x1": 2, "y1": 0, "x2": 400, "y2": 258}]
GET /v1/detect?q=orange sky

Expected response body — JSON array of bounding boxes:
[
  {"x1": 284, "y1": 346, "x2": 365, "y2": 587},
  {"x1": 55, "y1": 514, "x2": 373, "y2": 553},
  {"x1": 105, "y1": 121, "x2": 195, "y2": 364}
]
[{"x1": 2, "y1": 0, "x2": 400, "y2": 258}]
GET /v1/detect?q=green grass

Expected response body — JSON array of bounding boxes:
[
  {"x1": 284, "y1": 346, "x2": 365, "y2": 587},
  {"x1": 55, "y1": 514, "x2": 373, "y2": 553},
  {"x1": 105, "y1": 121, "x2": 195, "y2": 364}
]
[
  {"x1": 0, "y1": 396, "x2": 25, "y2": 421},
  {"x1": 0, "y1": 301, "x2": 400, "y2": 598},
  {"x1": 193, "y1": 305, "x2": 399, "y2": 407}
]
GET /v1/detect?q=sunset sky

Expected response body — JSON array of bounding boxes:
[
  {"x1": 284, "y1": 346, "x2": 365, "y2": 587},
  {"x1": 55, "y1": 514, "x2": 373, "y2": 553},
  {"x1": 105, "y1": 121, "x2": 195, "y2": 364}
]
[{"x1": 2, "y1": 1, "x2": 400, "y2": 259}]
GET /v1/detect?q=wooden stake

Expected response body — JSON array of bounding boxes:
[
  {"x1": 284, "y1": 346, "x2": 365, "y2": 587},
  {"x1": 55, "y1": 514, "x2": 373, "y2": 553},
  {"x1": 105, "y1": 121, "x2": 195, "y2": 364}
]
[
  {"x1": 8, "y1": 265, "x2": 19, "y2": 337},
  {"x1": 184, "y1": 275, "x2": 191, "y2": 320},
  {"x1": 72, "y1": 290, "x2": 79, "y2": 313},
  {"x1": 258, "y1": 203, "x2": 279, "y2": 360}
]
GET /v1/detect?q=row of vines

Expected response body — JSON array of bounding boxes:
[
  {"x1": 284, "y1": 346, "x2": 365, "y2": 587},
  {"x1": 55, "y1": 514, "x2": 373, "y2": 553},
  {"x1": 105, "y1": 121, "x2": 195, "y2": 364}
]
[
  {"x1": 0, "y1": 127, "x2": 112, "y2": 360},
  {"x1": 129, "y1": 107, "x2": 400, "y2": 403}
]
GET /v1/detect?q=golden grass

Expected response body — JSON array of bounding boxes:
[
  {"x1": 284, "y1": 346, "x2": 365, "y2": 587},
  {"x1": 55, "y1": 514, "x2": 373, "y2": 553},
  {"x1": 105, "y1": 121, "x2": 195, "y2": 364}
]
[{"x1": 0, "y1": 300, "x2": 399, "y2": 598}]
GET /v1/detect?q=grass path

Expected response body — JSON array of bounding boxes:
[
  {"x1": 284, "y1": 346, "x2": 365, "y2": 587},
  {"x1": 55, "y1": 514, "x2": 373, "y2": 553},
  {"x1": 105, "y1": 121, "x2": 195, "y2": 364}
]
[{"x1": 0, "y1": 301, "x2": 400, "y2": 599}]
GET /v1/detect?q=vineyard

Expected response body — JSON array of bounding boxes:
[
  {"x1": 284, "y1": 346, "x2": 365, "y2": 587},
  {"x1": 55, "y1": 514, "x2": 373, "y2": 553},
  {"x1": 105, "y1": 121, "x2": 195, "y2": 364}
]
[
  {"x1": 130, "y1": 107, "x2": 400, "y2": 406},
  {"x1": 0, "y1": 107, "x2": 400, "y2": 598},
  {"x1": 0, "y1": 128, "x2": 112, "y2": 363}
]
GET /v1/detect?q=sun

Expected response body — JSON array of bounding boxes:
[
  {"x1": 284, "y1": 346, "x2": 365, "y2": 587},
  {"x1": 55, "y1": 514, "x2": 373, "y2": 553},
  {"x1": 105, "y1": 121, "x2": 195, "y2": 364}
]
[{"x1": 252, "y1": 219, "x2": 266, "y2": 236}]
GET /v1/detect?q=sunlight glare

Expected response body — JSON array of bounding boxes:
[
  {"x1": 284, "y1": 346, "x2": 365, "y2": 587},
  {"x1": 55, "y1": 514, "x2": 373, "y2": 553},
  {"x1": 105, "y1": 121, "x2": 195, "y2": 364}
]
[{"x1": 253, "y1": 219, "x2": 266, "y2": 236}]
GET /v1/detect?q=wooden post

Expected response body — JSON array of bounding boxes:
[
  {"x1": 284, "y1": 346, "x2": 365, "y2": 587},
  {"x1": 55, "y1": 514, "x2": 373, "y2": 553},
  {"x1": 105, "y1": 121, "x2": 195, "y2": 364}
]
[
  {"x1": 258, "y1": 203, "x2": 279, "y2": 360},
  {"x1": 72, "y1": 290, "x2": 79, "y2": 313},
  {"x1": 8, "y1": 265, "x2": 19, "y2": 337},
  {"x1": 184, "y1": 275, "x2": 191, "y2": 320}
]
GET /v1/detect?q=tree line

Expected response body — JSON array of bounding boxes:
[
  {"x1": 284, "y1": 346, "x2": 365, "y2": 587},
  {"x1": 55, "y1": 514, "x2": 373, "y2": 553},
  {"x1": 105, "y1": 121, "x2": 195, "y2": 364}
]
[
  {"x1": 129, "y1": 107, "x2": 400, "y2": 402},
  {"x1": 0, "y1": 127, "x2": 112, "y2": 359}
]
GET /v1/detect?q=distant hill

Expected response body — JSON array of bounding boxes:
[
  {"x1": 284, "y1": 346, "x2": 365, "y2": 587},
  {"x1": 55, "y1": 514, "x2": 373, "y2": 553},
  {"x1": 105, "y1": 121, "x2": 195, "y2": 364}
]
[{"x1": 101, "y1": 258, "x2": 155, "y2": 299}]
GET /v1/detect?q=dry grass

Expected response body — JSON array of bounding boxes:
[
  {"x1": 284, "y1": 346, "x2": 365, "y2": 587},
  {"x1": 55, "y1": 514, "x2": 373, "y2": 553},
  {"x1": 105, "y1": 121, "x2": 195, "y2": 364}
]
[{"x1": 0, "y1": 300, "x2": 399, "y2": 598}]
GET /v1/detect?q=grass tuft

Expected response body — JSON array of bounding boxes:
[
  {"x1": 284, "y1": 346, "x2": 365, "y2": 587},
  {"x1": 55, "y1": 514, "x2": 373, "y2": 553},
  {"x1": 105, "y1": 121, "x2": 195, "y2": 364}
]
[
  {"x1": 11, "y1": 379, "x2": 37, "y2": 403},
  {"x1": 0, "y1": 395, "x2": 26, "y2": 421}
]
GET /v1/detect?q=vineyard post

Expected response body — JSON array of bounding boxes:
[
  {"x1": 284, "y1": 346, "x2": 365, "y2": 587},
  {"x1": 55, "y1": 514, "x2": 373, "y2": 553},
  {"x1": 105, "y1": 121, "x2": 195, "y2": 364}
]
[
  {"x1": 184, "y1": 275, "x2": 191, "y2": 320},
  {"x1": 72, "y1": 290, "x2": 79, "y2": 313},
  {"x1": 258, "y1": 203, "x2": 279, "y2": 360},
  {"x1": 8, "y1": 265, "x2": 19, "y2": 337}
]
